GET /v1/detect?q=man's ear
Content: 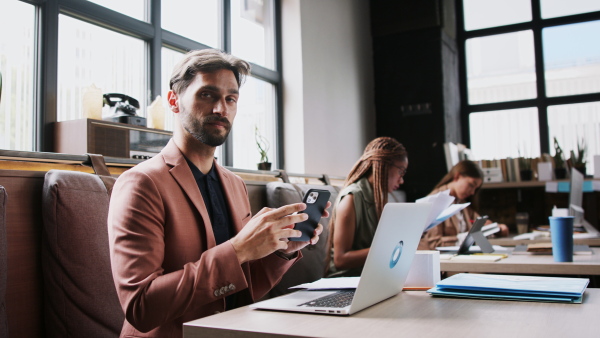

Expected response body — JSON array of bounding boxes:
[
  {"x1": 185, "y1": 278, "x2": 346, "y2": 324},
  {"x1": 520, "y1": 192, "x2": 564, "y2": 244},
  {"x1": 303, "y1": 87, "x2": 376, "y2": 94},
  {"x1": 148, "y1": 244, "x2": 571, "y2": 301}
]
[{"x1": 167, "y1": 90, "x2": 179, "y2": 113}]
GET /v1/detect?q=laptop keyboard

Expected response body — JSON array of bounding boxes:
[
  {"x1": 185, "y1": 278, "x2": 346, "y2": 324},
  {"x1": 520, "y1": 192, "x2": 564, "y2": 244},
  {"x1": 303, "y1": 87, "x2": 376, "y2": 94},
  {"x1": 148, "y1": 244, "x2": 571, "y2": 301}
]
[{"x1": 299, "y1": 290, "x2": 355, "y2": 308}]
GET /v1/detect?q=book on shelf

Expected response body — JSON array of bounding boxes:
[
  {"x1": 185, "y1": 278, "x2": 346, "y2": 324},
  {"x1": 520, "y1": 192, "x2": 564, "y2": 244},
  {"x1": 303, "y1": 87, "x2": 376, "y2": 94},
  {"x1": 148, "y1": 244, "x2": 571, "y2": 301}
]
[{"x1": 479, "y1": 156, "x2": 554, "y2": 183}]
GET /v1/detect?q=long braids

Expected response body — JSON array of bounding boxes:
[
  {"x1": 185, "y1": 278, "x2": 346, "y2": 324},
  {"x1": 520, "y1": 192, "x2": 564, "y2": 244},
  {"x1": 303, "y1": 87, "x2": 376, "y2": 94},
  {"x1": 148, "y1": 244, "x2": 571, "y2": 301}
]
[
  {"x1": 341, "y1": 137, "x2": 406, "y2": 217},
  {"x1": 327, "y1": 137, "x2": 407, "y2": 273}
]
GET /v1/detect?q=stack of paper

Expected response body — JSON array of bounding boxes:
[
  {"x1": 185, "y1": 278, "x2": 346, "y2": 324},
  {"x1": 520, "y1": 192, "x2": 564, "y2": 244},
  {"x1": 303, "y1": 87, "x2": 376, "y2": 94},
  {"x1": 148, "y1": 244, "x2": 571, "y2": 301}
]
[
  {"x1": 416, "y1": 189, "x2": 470, "y2": 232},
  {"x1": 427, "y1": 273, "x2": 589, "y2": 303},
  {"x1": 290, "y1": 277, "x2": 359, "y2": 290}
]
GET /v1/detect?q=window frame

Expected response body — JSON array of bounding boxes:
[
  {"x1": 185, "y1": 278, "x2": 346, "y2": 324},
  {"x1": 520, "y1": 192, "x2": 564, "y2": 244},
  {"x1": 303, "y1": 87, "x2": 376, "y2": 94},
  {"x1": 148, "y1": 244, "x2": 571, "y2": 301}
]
[
  {"x1": 457, "y1": 0, "x2": 600, "y2": 155},
  {"x1": 17, "y1": 0, "x2": 283, "y2": 168}
]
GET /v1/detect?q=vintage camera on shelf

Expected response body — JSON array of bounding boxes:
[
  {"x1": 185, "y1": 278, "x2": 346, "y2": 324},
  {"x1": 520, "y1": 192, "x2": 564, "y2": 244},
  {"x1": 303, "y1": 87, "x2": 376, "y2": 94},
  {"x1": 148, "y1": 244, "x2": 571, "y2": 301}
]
[{"x1": 102, "y1": 93, "x2": 147, "y2": 127}]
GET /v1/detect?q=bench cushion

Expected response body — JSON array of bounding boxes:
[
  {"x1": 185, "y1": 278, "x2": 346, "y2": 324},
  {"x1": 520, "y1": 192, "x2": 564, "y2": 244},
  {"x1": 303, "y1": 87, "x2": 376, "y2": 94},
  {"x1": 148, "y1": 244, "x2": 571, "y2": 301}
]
[
  {"x1": 266, "y1": 182, "x2": 339, "y2": 297},
  {"x1": 41, "y1": 170, "x2": 123, "y2": 337}
]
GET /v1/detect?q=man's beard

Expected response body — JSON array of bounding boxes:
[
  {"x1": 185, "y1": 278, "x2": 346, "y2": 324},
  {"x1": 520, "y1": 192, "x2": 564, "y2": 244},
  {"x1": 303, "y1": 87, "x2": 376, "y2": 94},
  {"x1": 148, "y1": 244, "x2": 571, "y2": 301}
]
[{"x1": 183, "y1": 114, "x2": 232, "y2": 147}]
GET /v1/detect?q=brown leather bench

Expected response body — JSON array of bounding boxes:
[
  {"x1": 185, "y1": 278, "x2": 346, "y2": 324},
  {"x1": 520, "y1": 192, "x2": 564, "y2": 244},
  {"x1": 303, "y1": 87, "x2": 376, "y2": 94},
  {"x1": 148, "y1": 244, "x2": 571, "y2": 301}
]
[{"x1": 0, "y1": 155, "x2": 341, "y2": 337}]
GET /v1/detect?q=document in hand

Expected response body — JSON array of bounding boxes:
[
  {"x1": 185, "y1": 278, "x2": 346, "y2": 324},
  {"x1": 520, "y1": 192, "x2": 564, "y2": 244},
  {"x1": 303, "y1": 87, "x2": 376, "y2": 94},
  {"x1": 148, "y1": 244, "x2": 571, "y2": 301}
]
[
  {"x1": 416, "y1": 189, "x2": 470, "y2": 232},
  {"x1": 427, "y1": 273, "x2": 589, "y2": 303}
]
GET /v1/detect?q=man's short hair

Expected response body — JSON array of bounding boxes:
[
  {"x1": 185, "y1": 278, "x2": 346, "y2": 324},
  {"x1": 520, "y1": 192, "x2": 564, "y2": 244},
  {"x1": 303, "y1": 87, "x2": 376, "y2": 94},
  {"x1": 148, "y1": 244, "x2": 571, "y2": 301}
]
[{"x1": 169, "y1": 49, "x2": 251, "y2": 94}]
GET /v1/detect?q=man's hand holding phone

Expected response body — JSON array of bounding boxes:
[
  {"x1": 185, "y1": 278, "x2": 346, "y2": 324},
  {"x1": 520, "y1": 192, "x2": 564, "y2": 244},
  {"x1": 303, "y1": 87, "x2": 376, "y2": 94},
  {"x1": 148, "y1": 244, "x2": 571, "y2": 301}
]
[
  {"x1": 230, "y1": 198, "x2": 331, "y2": 264},
  {"x1": 279, "y1": 198, "x2": 331, "y2": 256}
]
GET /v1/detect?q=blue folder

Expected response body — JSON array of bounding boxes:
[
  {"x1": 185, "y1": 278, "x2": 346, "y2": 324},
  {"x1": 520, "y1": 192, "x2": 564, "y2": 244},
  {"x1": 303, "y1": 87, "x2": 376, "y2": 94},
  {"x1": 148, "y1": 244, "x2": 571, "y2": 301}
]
[{"x1": 427, "y1": 273, "x2": 589, "y2": 303}]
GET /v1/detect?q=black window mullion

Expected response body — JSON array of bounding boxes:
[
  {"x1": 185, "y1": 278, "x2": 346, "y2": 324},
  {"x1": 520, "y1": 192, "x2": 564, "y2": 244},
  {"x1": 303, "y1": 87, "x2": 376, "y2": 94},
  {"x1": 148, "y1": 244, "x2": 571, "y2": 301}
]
[
  {"x1": 39, "y1": 0, "x2": 60, "y2": 152},
  {"x1": 58, "y1": 0, "x2": 154, "y2": 40},
  {"x1": 248, "y1": 65, "x2": 279, "y2": 83},
  {"x1": 221, "y1": 0, "x2": 233, "y2": 166},
  {"x1": 532, "y1": 0, "x2": 550, "y2": 154},
  {"x1": 150, "y1": 0, "x2": 161, "y2": 104},
  {"x1": 274, "y1": 0, "x2": 283, "y2": 169},
  {"x1": 161, "y1": 31, "x2": 212, "y2": 52},
  {"x1": 456, "y1": 0, "x2": 471, "y2": 147}
]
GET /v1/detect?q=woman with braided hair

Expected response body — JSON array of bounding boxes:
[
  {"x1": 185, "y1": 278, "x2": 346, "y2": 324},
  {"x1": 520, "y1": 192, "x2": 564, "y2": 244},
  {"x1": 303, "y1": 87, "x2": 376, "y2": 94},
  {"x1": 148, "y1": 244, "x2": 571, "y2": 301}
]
[{"x1": 327, "y1": 137, "x2": 408, "y2": 277}]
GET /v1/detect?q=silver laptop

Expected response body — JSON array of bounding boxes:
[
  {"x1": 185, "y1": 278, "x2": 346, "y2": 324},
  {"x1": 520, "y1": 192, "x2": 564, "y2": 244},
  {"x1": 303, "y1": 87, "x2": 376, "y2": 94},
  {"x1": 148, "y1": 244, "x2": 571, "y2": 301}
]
[{"x1": 250, "y1": 202, "x2": 432, "y2": 315}]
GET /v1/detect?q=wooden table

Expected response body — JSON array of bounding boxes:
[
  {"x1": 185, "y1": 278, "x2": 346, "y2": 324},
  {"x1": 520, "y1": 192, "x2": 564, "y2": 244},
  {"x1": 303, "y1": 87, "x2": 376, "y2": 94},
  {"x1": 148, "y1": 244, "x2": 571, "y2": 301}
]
[
  {"x1": 184, "y1": 289, "x2": 600, "y2": 338},
  {"x1": 441, "y1": 247, "x2": 600, "y2": 276},
  {"x1": 489, "y1": 235, "x2": 600, "y2": 247}
]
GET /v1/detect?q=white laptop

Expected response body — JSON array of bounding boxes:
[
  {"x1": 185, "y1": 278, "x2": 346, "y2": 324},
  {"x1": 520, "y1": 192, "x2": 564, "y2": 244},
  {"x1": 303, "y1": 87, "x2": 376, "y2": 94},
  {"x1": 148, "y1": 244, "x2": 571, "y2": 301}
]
[{"x1": 250, "y1": 202, "x2": 432, "y2": 316}]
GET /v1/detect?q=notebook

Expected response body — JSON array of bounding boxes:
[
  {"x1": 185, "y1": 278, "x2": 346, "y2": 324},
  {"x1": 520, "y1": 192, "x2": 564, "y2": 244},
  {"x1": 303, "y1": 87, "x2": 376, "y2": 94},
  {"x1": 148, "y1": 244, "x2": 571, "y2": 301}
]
[
  {"x1": 428, "y1": 273, "x2": 589, "y2": 303},
  {"x1": 249, "y1": 202, "x2": 432, "y2": 316}
]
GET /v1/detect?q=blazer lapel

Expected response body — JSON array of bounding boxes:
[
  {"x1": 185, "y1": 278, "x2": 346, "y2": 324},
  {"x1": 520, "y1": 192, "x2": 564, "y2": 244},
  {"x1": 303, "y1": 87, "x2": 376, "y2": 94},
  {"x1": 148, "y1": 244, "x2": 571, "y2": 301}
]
[{"x1": 162, "y1": 140, "x2": 216, "y2": 248}]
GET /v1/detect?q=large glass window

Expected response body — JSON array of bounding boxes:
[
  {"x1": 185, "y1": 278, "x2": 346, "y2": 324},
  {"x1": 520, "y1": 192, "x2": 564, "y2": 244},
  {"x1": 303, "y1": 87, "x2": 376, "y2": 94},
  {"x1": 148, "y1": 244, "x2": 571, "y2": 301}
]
[
  {"x1": 233, "y1": 77, "x2": 277, "y2": 169},
  {"x1": 162, "y1": 0, "x2": 221, "y2": 48},
  {"x1": 231, "y1": 0, "x2": 276, "y2": 69},
  {"x1": 543, "y1": 20, "x2": 600, "y2": 97},
  {"x1": 548, "y1": 102, "x2": 600, "y2": 174},
  {"x1": 57, "y1": 15, "x2": 147, "y2": 122},
  {"x1": 540, "y1": 0, "x2": 600, "y2": 19},
  {"x1": 2, "y1": 0, "x2": 281, "y2": 169},
  {"x1": 460, "y1": 1, "x2": 600, "y2": 176},
  {"x1": 463, "y1": 0, "x2": 531, "y2": 31},
  {"x1": 470, "y1": 108, "x2": 541, "y2": 160},
  {"x1": 466, "y1": 31, "x2": 537, "y2": 104},
  {"x1": 0, "y1": 0, "x2": 36, "y2": 151}
]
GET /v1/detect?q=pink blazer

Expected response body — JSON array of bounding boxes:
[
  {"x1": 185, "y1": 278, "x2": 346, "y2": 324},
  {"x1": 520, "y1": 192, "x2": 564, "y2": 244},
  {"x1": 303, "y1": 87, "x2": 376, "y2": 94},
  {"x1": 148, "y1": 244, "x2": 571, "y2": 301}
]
[{"x1": 108, "y1": 139, "x2": 298, "y2": 337}]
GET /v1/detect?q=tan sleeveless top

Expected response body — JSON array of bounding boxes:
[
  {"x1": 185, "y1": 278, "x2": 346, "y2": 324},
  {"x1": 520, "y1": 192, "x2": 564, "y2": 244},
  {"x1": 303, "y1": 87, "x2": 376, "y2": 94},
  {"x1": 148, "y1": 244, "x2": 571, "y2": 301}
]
[{"x1": 328, "y1": 177, "x2": 378, "y2": 277}]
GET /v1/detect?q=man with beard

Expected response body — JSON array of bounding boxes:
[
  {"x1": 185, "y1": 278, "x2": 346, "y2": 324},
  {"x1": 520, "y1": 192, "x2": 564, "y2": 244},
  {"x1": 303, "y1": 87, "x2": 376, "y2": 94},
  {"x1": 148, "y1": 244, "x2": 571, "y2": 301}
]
[{"x1": 108, "y1": 49, "x2": 328, "y2": 338}]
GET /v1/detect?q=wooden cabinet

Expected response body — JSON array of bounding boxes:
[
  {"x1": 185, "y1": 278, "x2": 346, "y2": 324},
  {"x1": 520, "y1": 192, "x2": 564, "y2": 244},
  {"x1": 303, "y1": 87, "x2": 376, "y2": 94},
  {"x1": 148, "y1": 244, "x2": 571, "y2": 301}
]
[{"x1": 54, "y1": 118, "x2": 172, "y2": 159}]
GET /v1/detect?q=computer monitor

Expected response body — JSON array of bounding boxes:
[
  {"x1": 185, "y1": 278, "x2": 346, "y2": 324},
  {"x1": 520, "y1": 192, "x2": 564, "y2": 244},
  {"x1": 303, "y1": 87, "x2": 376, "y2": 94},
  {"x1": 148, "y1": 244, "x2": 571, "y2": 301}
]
[
  {"x1": 568, "y1": 168, "x2": 599, "y2": 237},
  {"x1": 569, "y1": 168, "x2": 584, "y2": 224}
]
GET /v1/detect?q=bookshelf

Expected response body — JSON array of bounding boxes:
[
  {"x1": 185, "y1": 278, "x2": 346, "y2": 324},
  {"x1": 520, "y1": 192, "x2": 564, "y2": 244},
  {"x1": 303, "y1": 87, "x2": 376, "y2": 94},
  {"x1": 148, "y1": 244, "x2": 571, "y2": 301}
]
[
  {"x1": 481, "y1": 181, "x2": 546, "y2": 189},
  {"x1": 478, "y1": 180, "x2": 600, "y2": 235}
]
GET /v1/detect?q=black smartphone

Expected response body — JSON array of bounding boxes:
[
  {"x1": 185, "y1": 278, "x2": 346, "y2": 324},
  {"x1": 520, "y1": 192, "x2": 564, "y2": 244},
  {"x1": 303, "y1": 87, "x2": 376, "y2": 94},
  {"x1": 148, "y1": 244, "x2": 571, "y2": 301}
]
[{"x1": 289, "y1": 189, "x2": 331, "y2": 242}]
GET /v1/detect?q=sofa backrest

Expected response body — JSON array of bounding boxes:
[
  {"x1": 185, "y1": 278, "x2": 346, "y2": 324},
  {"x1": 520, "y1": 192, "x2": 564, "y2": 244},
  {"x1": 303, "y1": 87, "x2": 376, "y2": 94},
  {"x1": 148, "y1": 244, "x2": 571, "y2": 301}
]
[
  {"x1": 41, "y1": 159, "x2": 123, "y2": 337},
  {"x1": 265, "y1": 182, "x2": 339, "y2": 297}
]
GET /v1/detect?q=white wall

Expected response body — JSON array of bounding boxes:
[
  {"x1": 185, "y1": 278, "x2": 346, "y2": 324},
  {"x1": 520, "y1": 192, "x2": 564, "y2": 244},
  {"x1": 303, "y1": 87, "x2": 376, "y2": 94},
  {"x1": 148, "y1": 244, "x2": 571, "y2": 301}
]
[{"x1": 281, "y1": 0, "x2": 376, "y2": 177}]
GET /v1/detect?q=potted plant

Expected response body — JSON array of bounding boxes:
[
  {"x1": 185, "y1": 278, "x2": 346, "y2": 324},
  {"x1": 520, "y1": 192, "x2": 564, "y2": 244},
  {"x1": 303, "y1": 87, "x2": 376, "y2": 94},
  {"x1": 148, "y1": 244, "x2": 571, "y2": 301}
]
[
  {"x1": 255, "y1": 125, "x2": 271, "y2": 171},
  {"x1": 518, "y1": 157, "x2": 533, "y2": 181},
  {"x1": 570, "y1": 138, "x2": 587, "y2": 176},
  {"x1": 553, "y1": 137, "x2": 567, "y2": 179}
]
